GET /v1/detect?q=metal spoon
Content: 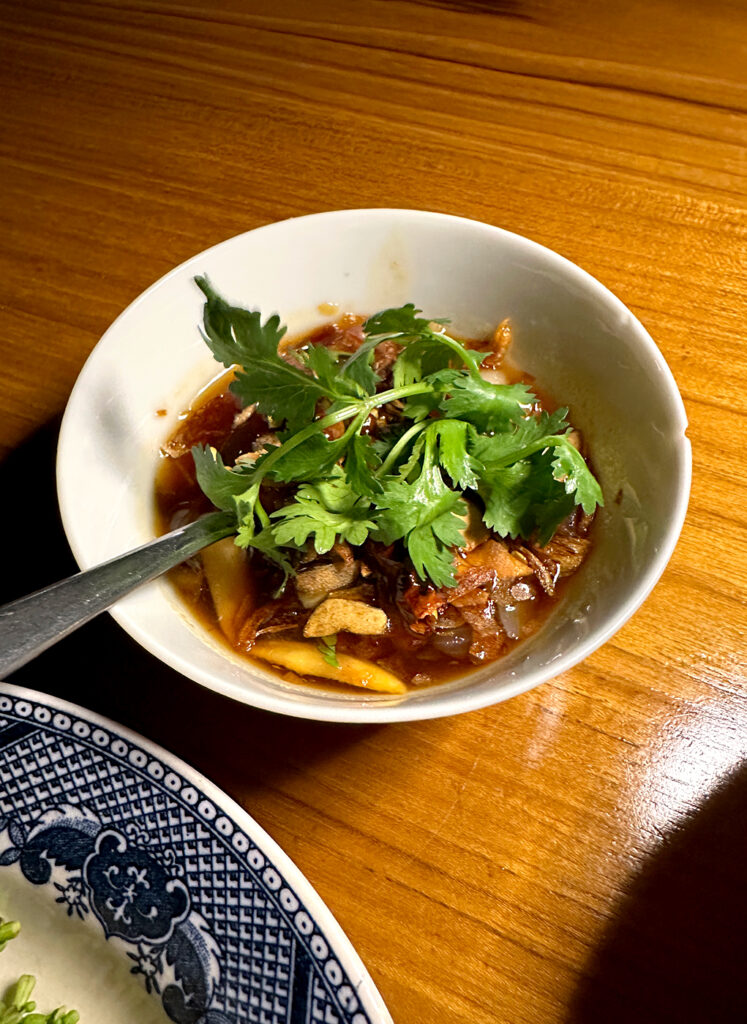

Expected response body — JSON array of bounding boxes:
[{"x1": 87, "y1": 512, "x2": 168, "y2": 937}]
[{"x1": 0, "y1": 510, "x2": 236, "y2": 678}]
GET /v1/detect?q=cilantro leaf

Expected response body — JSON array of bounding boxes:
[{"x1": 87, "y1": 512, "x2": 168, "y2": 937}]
[
  {"x1": 271, "y1": 467, "x2": 376, "y2": 552},
  {"x1": 551, "y1": 440, "x2": 604, "y2": 515},
  {"x1": 471, "y1": 409, "x2": 602, "y2": 539},
  {"x1": 365, "y1": 304, "x2": 484, "y2": 383},
  {"x1": 191, "y1": 445, "x2": 282, "y2": 560},
  {"x1": 265, "y1": 431, "x2": 348, "y2": 483},
  {"x1": 375, "y1": 475, "x2": 466, "y2": 587},
  {"x1": 191, "y1": 445, "x2": 253, "y2": 513},
  {"x1": 392, "y1": 336, "x2": 458, "y2": 389},
  {"x1": 363, "y1": 303, "x2": 434, "y2": 337},
  {"x1": 425, "y1": 420, "x2": 481, "y2": 490},
  {"x1": 398, "y1": 388, "x2": 442, "y2": 422},
  {"x1": 231, "y1": 361, "x2": 327, "y2": 437},
  {"x1": 195, "y1": 276, "x2": 334, "y2": 433},
  {"x1": 392, "y1": 428, "x2": 427, "y2": 481},
  {"x1": 375, "y1": 436, "x2": 467, "y2": 587},
  {"x1": 470, "y1": 408, "x2": 569, "y2": 469},
  {"x1": 195, "y1": 275, "x2": 286, "y2": 368},
  {"x1": 397, "y1": 367, "x2": 458, "y2": 421},
  {"x1": 339, "y1": 342, "x2": 380, "y2": 396},
  {"x1": 440, "y1": 375, "x2": 535, "y2": 431},
  {"x1": 345, "y1": 433, "x2": 383, "y2": 496},
  {"x1": 301, "y1": 343, "x2": 343, "y2": 392},
  {"x1": 306, "y1": 466, "x2": 372, "y2": 515},
  {"x1": 517, "y1": 449, "x2": 579, "y2": 545},
  {"x1": 389, "y1": 420, "x2": 479, "y2": 492},
  {"x1": 406, "y1": 524, "x2": 463, "y2": 589},
  {"x1": 299, "y1": 343, "x2": 375, "y2": 402},
  {"x1": 479, "y1": 461, "x2": 536, "y2": 536}
]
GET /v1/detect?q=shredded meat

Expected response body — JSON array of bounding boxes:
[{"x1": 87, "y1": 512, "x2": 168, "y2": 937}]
[
  {"x1": 453, "y1": 540, "x2": 533, "y2": 599},
  {"x1": 457, "y1": 598, "x2": 507, "y2": 662},
  {"x1": 162, "y1": 391, "x2": 239, "y2": 458},
  {"x1": 372, "y1": 339, "x2": 400, "y2": 376},
  {"x1": 536, "y1": 532, "x2": 592, "y2": 577},
  {"x1": 402, "y1": 584, "x2": 448, "y2": 622},
  {"x1": 511, "y1": 544, "x2": 558, "y2": 596},
  {"x1": 397, "y1": 538, "x2": 542, "y2": 662},
  {"x1": 304, "y1": 316, "x2": 366, "y2": 353},
  {"x1": 322, "y1": 416, "x2": 346, "y2": 441},
  {"x1": 332, "y1": 541, "x2": 355, "y2": 565},
  {"x1": 516, "y1": 512, "x2": 595, "y2": 592},
  {"x1": 474, "y1": 318, "x2": 512, "y2": 371},
  {"x1": 237, "y1": 595, "x2": 304, "y2": 649}
]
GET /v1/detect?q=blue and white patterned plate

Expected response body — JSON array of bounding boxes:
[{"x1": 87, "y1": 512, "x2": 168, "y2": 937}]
[{"x1": 0, "y1": 682, "x2": 392, "y2": 1024}]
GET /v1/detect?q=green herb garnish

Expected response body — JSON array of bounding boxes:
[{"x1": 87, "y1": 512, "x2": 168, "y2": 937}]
[
  {"x1": 191, "y1": 280, "x2": 603, "y2": 588},
  {"x1": 318, "y1": 635, "x2": 340, "y2": 668},
  {"x1": 0, "y1": 921, "x2": 20, "y2": 955},
  {"x1": 0, "y1": 917, "x2": 79, "y2": 1024}
]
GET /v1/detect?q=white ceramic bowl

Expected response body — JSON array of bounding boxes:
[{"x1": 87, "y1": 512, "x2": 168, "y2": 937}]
[{"x1": 57, "y1": 209, "x2": 691, "y2": 723}]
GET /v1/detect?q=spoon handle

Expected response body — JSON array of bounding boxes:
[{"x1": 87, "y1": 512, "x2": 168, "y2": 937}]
[{"x1": 0, "y1": 510, "x2": 236, "y2": 678}]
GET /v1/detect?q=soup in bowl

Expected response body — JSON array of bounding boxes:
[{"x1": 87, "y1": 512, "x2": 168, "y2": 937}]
[{"x1": 57, "y1": 209, "x2": 691, "y2": 722}]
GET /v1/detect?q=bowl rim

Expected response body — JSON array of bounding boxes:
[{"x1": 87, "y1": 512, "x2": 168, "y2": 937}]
[{"x1": 57, "y1": 208, "x2": 692, "y2": 723}]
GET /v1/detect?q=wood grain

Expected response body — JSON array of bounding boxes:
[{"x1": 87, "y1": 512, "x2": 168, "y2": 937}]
[{"x1": 1, "y1": 1, "x2": 746, "y2": 1021}]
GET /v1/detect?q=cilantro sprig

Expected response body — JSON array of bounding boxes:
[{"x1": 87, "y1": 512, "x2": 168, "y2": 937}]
[
  {"x1": 374, "y1": 426, "x2": 469, "y2": 587},
  {"x1": 191, "y1": 280, "x2": 603, "y2": 588}
]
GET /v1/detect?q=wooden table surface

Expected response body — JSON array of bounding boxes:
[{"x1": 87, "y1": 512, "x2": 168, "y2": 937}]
[{"x1": 2, "y1": 2, "x2": 746, "y2": 1021}]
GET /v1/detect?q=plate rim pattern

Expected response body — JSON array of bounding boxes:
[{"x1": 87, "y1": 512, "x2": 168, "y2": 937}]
[{"x1": 0, "y1": 681, "x2": 392, "y2": 1024}]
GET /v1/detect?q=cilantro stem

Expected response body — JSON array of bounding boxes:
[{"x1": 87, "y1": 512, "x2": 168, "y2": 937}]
[
  {"x1": 429, "y1": 330, "x2": 483, "y2": 377},
  {"x1": 255, "y1": 402, "x2": 360, "y2": 479},
  {"x1": 376, "y1": 420, "x2": 429, "y2": 477},
  {"x1": 338, "y1": 408, "x2": 369, "y2": 445},
  {"x1": 253, "y1": 381, "x2": 436, "y2": 484},
  {"x1": 339, "y1": 337, "x2": 381, "y2": 375},
  {"x1": 488, "y1": 433, "x2": 572, "y2": 468},
  {"x1": 422, "y1": 426, "x2": 437, "y2": 472},
  {"x1": 369, "y1": 381, "x2": 441, "y2": 408},
  {"x1": 364, "y1": 327, "x2": 482, "y2": 378},
  {"x1": 254, "y1": 496, "x2": 271, "y2": 529}
]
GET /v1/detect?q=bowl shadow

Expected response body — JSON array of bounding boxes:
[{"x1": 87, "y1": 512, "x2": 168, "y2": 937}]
[
  {"x1": 0, "y1": 419, "x2": 377, "y2": 798},
  {"x1": 569, "y1": 762, "x2": 747, "y2": 1023}
]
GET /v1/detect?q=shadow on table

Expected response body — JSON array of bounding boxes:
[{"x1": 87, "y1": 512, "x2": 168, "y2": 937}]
[
  {"x1": 0, "y1": 419, "x2": 376, "y2": 797},
  {"x1": 569, "y1": 762, "x2": 747, "y2": 1023}
]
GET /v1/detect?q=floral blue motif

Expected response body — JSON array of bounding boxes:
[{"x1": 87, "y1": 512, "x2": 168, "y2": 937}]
[
  {"x1": 54, "y1": 876, "x2": 88, "y2": 918},
  {"x1": 84, "y1": 830, "x2": 190, "y2": 943},
  {"x1": 127, "y1": 944, "x2": 163, "y2": 994}
]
